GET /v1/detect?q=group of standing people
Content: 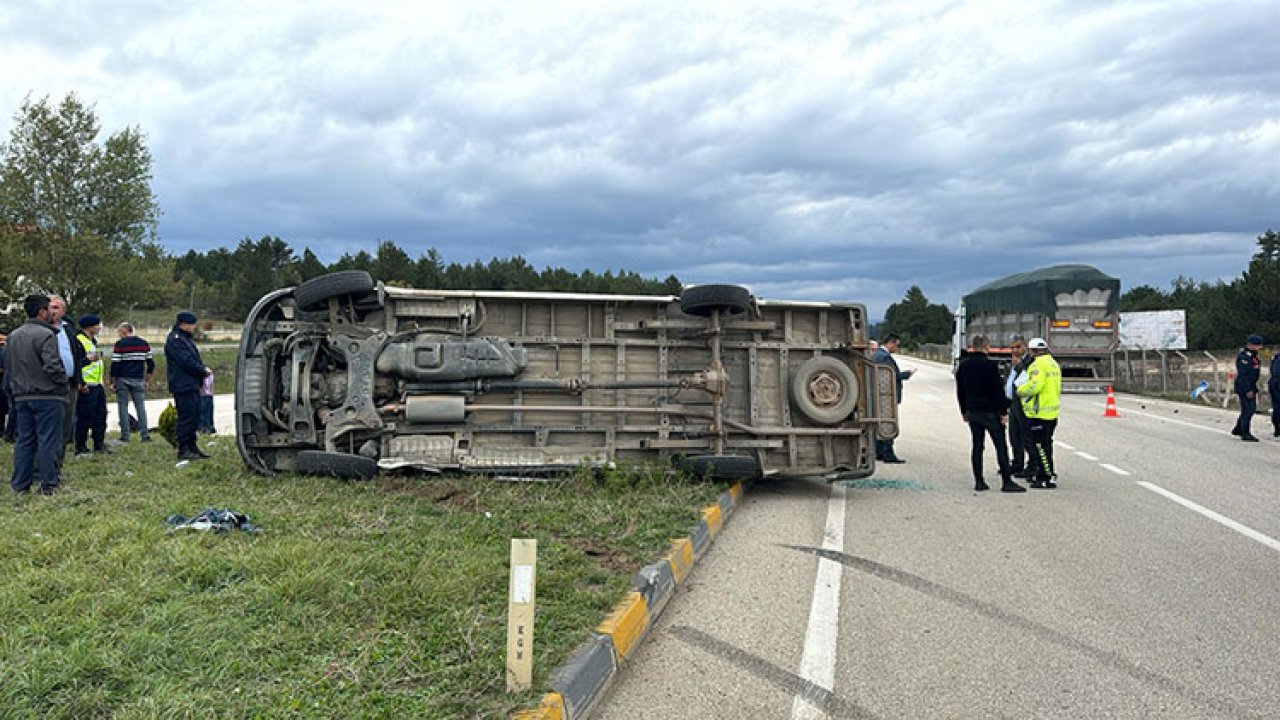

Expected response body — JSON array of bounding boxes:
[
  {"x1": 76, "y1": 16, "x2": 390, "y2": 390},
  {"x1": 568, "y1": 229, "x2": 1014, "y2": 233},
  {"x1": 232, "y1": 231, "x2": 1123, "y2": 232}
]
[
  {"x1": 2, "y1": 297, "x2": 215, "y2": 495},
  {"x1": 955, "y1": 334, "x2": 1061, "y2": 492}
]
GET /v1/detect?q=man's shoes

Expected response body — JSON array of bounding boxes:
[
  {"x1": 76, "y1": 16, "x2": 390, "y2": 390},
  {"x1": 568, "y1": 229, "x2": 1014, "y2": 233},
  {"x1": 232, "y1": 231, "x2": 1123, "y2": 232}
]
[
  {"x1": 74, "y1": 450, "x2": 91, "y2": 459},
  {"x1": 177, "y1": 450, "x2": 209, "y2": 461},
  {"x1": 1002, "y1": 481, "x2": 1028, "y2": 493},
  {"x1": 1008, "y1": 464, "x2": 1024, "y2": 475},
  {"x1": 1241, "y1": 435, "x2": 1260, "y2": 442},
  {"x1": 190, "y1": 446, "x2": 212, "y2": 459},
  {"x1": 881, "y1": 455, "x2": 905, "y2": 464},
  {"x1": 1230, "y1": 426, "x2": 1241, "y2": 436},
  {"x1": 1040, "y1": 477, "x2": 1058, "y2": 488},
  {"x1": 974, "y1": 480, "x2": 990, "y2": 492},
  {"x1": 1028, "y1": 479, "x2": 1045, "y2": 488},
  {"x1": 141, "y1": 436, "x2": 153, "y2": 443},
  {"x1": 39, "y1": 486, "x2": 59, "y2": 496},
  {"x1": 93, "y1": 446, "x2": 111, "y2": 454}
]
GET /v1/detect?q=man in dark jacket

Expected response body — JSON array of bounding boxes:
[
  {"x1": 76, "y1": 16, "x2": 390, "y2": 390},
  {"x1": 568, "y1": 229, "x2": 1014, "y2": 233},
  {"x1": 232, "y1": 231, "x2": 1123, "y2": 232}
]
[
  {"x1": 955, "y1": 335, "x2": 1025, "y2": 493},
  {"x1": 6, "y1": 295, "x2": 69, "y2": 495},
  {"x1": 47, "y1": 295, "x2": 86, "y2": 474},
  {"x1": 166, "y1": 311, "x2": 211, "y2": 460},
  {"x1": 1269, "y1": 349, "x2": 1279, "y2": 438},
  {"x1": 0, "y1": 326, "x2": 9, "y2": 439},
  {"x1": 1231, "y1": 334, "x2": 1263, "y2": 442},
  {"x1": 871, "y1": 333, "x2": 914, "y2": 464},
  {"x1": 1003, "y1": 336, "x2": 1033, "y2": 476}
]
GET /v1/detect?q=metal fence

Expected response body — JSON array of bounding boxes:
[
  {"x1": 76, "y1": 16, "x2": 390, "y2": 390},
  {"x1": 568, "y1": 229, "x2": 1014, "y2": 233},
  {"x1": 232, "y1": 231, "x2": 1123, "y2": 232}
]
[
  {"x1": 1112, "y1": 349, "x2": 1275, "y2": 412},
  {"x1": 908, "y1": 343, "x2": 1276, "y2": 413}
]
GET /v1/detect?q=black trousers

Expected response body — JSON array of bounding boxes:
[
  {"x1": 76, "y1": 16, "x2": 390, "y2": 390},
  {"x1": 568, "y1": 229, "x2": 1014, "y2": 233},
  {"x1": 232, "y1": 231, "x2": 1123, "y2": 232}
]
[
  {"x1": 174, "y1": 390, "x2": 200, "y2": 451},
  {"x1": 75, "y1": 385, "x2": 108, "y2": 452},
  {"x1": 967, "y1": 411, "x2": 1011, "y2": 482},
  {"x1": 1008, "y1": 401, "x2": 1029, "y2": 470},
  {"x1": 1028, "y1": 417, "x2": 1058, "y2": 480},
  {"x1": 1271, "y1": 382, "x2": 1279, "y2": 430},
  {"x1": 1233, "y1": 392, "x2": 1256, "y2": 437}
]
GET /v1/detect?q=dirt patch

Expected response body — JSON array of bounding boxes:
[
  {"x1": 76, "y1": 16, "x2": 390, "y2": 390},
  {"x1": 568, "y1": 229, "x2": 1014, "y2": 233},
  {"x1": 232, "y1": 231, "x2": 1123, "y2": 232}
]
[
  {"x1": 377, "y1": 477, "x2": 486, "y2": 513},
  {"x1": 564, "y1": 536, "x2": 634, "y2": 575}
]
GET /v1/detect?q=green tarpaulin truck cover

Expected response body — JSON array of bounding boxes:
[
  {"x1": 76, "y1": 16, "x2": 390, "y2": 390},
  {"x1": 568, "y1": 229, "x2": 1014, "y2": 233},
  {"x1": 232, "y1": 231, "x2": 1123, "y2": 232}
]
[{"x1": 962, "y1": 264, "x2": 1120, "y2": 317}]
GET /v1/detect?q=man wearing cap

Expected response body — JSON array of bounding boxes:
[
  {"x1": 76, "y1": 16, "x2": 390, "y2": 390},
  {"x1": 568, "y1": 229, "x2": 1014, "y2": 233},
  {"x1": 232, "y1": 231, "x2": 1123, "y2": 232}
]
[
  {"x1": 166, "y1": 311, "x2": 212, "y2": 460},
  {"x1": 73, "y1": 314, "x2": 109, "y2": 456},
  {"x1": 1016, "y1": 337, "x2": 1061, "y2": 488},
  {"x1": 1231, "y1": 334, "x2": 1264, "y2": 442}
]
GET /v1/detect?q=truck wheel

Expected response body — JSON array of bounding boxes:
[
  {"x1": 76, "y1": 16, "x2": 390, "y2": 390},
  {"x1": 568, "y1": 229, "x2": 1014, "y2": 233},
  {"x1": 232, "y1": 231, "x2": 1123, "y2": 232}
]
[
  {"x1": 674, "y1": 454, "x2": 760, "y2": 481},
  {"x1": 679, "y1": 284, "x2": 751, "y2": 317},
  {"x1": 295, "y1": 450, "x2": 379, "y2": 480},
  {"x1": 790, "y1": 356, "x2": 859, "y2": 425},
  {"x1": 294, "y1": 270, "x2": 375, "y2": 312}
]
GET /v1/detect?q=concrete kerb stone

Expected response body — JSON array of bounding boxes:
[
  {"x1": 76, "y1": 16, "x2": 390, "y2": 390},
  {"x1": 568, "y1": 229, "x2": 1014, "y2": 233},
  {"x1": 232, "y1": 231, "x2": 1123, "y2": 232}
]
[{"x1": 511, "y1": 480, "x2": 749, "y2": 719}]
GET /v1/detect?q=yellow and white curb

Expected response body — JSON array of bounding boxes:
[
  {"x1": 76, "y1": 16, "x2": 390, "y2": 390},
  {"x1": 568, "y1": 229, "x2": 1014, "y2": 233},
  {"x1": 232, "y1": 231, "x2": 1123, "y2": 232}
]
[{"x1": 512, "y1": 480, "x2": 748, "y2": 720}]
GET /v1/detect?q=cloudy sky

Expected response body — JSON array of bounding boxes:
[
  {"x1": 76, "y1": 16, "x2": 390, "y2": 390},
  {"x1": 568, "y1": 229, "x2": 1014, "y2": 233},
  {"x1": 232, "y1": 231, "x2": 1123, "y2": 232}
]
[{"x1": 2, "y1": 0, "x2": 1277, "y2": 317}]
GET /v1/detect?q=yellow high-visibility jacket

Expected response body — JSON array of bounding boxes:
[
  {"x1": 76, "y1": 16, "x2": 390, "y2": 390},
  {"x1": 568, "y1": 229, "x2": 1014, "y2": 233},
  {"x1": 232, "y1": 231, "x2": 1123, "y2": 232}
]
[
  {"x1": 77, "y1": 333, "x2": 103, "y2": 385},
  {"x1": 1016, "y1": 353, "x2": 1061, "y2": 419}
]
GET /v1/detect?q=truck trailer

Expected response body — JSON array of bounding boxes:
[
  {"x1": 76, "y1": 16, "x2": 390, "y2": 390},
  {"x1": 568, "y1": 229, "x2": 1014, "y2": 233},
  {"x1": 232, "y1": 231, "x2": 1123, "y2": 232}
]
[
  {"x1": 952, "y1": 264, "x2": 1120, "y2": 392},
  {"x1": 235, "y1": 271, "x2": 902, "y2": 481}
]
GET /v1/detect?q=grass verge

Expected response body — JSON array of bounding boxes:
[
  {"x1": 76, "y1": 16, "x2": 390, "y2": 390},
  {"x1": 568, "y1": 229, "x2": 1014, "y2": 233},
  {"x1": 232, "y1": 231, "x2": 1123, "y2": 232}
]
[{"x1": 0, "y1": 436, "x2": 728, "y2": 719}]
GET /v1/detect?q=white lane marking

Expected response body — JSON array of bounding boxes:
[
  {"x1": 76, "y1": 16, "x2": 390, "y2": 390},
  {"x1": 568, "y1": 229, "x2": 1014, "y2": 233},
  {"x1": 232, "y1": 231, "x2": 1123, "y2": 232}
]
[
  {"x1": 1075, "y1": 451, "x2": 1098, "y2": 461},
  {"x1": 792, "y1": 482, "x2": 846, "y2": 720},
  {"x1": 1054, "y1": 441, "x2": 1076, "y2": 450},
  {"x1": 1138, "y1": 481, "x2": 1280, "y2": 554},
  {"x1": 1092, "y1": 402, "x2": 1233, "y2": 436},
  {"x1": 1100, "y1": 463, "x2": 1131, "y2": 476}
]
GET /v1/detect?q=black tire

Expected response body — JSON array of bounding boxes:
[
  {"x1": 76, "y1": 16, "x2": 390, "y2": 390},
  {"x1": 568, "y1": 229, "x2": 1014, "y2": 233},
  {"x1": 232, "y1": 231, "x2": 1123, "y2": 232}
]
[
  {"x1": 790, "y1": 356, "x2": 859, "y2": 425},
  {"x1": 294, "y1": 271, "x2": 375, "y2": 312},
  {"x1": 295, "y1": 450, "x2": 379, "y2": 480},
  {"x1": 674, "y1": 454, "x2": 760, "y2": 481},
  {"x1": 679, "y1": 284, "x2": 751, "y2": 317}
]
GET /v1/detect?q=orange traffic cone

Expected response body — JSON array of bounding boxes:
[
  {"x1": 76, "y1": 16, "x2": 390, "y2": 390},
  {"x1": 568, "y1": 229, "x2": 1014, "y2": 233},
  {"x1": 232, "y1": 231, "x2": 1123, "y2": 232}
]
[{"x1": 1103, "y1": 386, "x2": 1119, "y2": 418}]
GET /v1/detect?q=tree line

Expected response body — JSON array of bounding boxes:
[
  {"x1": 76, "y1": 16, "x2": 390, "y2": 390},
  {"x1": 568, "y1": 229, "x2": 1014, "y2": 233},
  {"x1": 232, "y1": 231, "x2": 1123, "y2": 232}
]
[{"x1": 0, "y1": 94, "x2": 679, "y2": 327}]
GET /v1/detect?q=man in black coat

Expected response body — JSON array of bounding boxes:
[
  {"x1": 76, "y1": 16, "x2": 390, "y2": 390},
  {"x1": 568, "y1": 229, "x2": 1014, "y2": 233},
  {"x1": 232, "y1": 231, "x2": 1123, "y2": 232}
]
[
  {"x1": 165, "y1": 311, "x2": 211, "y2": 460},
  {"x1": 1231, "y1": 334, "x2": 1263, "y2": 442},
  {"x1": 955, "y1": 335, "x2": 1025, "y2": 493},
  {"x1": 1270, "y1": 348, "x2": 1279, "y2": 438}
]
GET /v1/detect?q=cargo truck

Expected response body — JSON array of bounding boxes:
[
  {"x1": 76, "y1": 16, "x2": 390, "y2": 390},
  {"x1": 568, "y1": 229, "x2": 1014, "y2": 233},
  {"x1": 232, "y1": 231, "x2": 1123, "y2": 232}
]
[
  {"x1": 952, "y1": 264, "x2": 1120, "y2": 392},
  {"x1": 235, "y1": 271, "x2": 902, "y2": 481}
]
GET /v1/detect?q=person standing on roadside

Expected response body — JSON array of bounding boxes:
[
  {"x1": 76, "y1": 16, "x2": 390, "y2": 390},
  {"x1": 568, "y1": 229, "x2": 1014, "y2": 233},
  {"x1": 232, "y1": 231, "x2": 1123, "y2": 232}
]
[
  {"x1": 47, "y1": 295, "x2": 86, "y2": 474},
  {"x1": 166, "y1": 311, "x2": 211, "y2": 460},
  {"x1": 1269, "y1": 347, "x2": 1279, "y2": 438},
  {"x1": 1016, "y1": 337, "x2": 1062, "y2": 488},
  {"x1": 6, "y1": 295, "x2": 68, "y2": 495},
  {"x1": 1231, "y1": 334, "x2": 1263, "y2": 442},
  {"x1": 108, "y1": 322, "x2": 154, "y2": 443},
  {"x1": 1004, "y1": 336, "x2": 1033, "y2": 477},
  {"x1": 73, "y1": 315, "x2": 110, "y2": 456},
  {"x1": 0, "y1": 327, "x2": 9, "y2": 439},
  {"x1": 955, "y1": 335, "x2": 1026, "y2": 493},
  {"x1": 871, "y1": 333, "x2": 915, "y2": 464}
]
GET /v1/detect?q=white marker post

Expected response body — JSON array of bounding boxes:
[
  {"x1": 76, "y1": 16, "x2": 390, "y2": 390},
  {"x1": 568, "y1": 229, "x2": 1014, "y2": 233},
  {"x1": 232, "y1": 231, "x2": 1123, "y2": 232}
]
[{"x1": 506, "y1": 538, "x2": 537, "y2": 692}]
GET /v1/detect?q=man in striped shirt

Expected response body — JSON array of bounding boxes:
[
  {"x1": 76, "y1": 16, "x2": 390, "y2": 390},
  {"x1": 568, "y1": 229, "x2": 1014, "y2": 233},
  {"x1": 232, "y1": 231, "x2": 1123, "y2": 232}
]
[{"x1": 108, "y1": 322, "x2": 155, "y2": 443}]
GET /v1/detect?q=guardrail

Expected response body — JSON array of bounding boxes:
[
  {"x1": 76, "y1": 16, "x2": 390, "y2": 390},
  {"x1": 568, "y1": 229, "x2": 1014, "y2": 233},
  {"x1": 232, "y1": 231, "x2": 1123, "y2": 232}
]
[{"x1": 1112, "y1": 349, "x2": 1274, "y2": 411}]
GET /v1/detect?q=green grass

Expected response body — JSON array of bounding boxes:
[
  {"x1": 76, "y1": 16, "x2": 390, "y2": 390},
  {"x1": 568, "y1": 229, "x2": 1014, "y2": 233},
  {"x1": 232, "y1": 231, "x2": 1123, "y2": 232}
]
[{"x1": 0, "y1": 438, "x2": 729, "y2": 719}]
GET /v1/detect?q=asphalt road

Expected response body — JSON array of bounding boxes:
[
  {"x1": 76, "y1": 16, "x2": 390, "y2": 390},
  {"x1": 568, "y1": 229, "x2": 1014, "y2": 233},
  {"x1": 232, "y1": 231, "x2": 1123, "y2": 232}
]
[{"x1": 597, "y1": 358, "x2": 1280, "y2": 719}]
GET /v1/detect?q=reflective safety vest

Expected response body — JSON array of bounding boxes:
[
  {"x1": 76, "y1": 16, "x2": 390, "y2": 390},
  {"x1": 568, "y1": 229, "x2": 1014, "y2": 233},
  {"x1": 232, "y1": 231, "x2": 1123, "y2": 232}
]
[
  {"x1": 78, "y1": 333, "x2": 104, "y2": 385},
  {"x1": 1016, "y1": 353, "x2": 1061, "y2": 419}
]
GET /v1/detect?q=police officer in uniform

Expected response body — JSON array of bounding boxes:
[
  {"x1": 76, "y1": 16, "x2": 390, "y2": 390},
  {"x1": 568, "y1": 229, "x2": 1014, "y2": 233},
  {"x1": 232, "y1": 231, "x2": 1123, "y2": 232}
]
[
  {"x1": 166, "y1": 311, "x2": 212, "y2": 460},
  {"x1": 1016, "y1": 337, "x2": 1061, "y2": 488},
  {"x1": 1231, "y1": 334, "x2": 1263, "y2": 442}
]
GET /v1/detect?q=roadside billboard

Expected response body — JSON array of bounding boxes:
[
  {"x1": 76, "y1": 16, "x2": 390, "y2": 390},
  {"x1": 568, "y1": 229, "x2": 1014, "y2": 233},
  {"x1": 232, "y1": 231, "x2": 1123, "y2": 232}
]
[{"x1": 1119, "y1": 309, "x2": 1187, "y2": 350}]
